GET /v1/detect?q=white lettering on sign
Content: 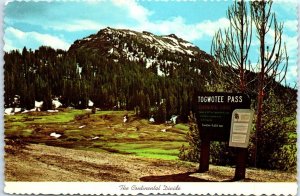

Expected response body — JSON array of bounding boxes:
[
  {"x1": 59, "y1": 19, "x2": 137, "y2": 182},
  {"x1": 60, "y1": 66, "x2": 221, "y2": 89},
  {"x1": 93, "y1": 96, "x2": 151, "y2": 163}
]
[
  {"x1": 227, "y1": 96, "x2": 243, "y2": 103},
  {"x1": 198, "y1": 96, "x2": 224, "y2": 103},
  {"x1": 198, "y1": 95, "x2": 243, "y2": 103}
]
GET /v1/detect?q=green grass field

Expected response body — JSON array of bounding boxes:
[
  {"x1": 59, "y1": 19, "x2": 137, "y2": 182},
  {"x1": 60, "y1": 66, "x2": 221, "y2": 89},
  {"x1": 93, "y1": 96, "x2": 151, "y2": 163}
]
[{"x1": 5, "y1": 109, "x2": 189, "y2": 160}]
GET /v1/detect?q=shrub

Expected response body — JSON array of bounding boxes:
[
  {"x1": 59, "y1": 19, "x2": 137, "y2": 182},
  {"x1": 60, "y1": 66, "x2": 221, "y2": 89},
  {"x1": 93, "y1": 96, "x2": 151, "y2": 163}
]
[
  {"x1": 248, "y1": 116, "x2": 297, "y2": 171},
  {"x1": 248, "y1": 90, "x2": 297, "y2": 171},
  {"x1": 178, "y1": 112, "x2": 200, "y2": 162}
]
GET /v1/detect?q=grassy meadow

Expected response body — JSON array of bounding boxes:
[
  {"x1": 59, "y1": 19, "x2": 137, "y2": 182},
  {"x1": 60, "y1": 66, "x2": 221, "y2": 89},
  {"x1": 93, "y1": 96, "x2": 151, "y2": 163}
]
[{"x1": 5, "y1": 109, "x2": 189, "y2": 160}]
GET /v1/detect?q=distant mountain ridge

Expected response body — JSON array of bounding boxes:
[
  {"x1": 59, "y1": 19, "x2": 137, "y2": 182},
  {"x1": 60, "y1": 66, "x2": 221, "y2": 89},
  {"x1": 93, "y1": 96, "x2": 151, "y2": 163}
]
[{"x1": 69, "y1": 27, "x2": 215, "y2": 76}]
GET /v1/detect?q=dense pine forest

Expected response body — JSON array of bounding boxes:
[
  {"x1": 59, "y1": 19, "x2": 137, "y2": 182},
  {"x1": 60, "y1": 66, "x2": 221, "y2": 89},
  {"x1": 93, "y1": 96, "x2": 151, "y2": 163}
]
[{"x1": 4, "y1": 46, "x2": 213, "y2": 122}]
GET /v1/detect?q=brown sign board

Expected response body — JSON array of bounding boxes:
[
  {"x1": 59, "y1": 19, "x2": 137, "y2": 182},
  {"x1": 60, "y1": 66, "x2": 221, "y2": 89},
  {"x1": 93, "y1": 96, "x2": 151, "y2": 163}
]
[{"x1": 195, "y1": 92, "x2": 251, "y2": 141}]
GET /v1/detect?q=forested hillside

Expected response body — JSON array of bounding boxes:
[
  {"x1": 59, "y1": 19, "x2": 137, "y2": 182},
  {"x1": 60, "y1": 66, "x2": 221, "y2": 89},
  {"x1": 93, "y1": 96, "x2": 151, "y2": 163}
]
[{"x1": 4, "y1": 27, "x2": 218, "y2": 122}]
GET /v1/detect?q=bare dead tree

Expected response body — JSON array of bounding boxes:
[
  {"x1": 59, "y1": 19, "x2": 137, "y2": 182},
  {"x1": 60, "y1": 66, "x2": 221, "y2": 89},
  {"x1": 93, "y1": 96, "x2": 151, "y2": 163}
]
[
  {"x1": 250, "y1": 0, "x2": 288, "y2": 167},
  {"x1": 211, "y1": 0, "x2": 253, "y2": 93},
  {"x1": 211, "y1": 0, "x2": 294, "y2": 169}
]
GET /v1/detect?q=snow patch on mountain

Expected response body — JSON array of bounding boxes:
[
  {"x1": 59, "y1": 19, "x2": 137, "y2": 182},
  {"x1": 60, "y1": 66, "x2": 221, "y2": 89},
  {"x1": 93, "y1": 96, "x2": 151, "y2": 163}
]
[
  {"x1": 142, "y1": 34, "x2": 153, "y2": 42},
  {"x1": 163, "y1": 36, "x2": 179, "y2": 45},
  {"x1": 68, "y1": 27, "x2": 214, "y2": 77},
  {"x1": 180, "y1": 41, "x2": 196, "y2": 48}
]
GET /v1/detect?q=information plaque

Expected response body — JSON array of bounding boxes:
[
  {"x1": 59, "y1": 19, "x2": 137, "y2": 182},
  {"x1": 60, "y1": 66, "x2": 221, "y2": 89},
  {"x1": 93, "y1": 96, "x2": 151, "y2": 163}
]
[
  {"x1": 229, "y1": 109, "x2": 254, "y2": 148},
  {"x1": 196, "y1": 92, "x2": 250, "y2": 141}
]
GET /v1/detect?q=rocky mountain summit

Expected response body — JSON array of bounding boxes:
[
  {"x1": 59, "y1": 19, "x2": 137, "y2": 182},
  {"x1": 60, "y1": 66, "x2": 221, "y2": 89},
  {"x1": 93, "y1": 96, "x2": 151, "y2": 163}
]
[{"x1": 69, "y1": 27, "x2": 214, "y2": 76}]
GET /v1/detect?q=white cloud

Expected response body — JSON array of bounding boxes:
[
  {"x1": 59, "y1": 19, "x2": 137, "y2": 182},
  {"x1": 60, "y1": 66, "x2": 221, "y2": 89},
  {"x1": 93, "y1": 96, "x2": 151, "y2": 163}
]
[
  {"x1": 132, "y1": 16, "x2": 230, "y2": 42},
  {"x1": 273, "y1": 0, "x2": 298, "y2": 14},
  {"x1": 112, "y1": 0, "x2": 229, "y2": 42},
  {"x1": 195, "y1": 18, "x2": 230, "y2": 39},
  {"x1": 85, "y1": 0, "x2": 102, "y2": 4},
  {"x1": 4, "y1": 27, "x2": 70, "y2": 51},
  {"x1": 284, "y1": 20, "x2": 298, "y2": 32},
  {"x1": 283, "y1": 34, "x2": 297, "y2": 54},
  {"x1": 112, "y1": 0, "x2": 152, "y2": 24},
  {"x1": 49, "y1": 20, "x2": 104, "y2": 32},
  {"x1": 285, "y1": 64, "x2": 297, "y2": 85}
]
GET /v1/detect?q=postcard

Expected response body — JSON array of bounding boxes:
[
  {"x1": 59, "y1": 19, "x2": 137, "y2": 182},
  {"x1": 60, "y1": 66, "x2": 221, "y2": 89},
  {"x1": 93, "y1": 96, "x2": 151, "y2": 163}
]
[{"x1": 3, "y1": 0, "x2": 298, "y2": 195}]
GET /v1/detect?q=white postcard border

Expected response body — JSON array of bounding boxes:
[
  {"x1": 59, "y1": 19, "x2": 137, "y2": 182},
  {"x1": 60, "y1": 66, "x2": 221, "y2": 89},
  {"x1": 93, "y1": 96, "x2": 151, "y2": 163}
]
[
  {"x1": 4, "y1": 182, "x2": 298, "y2": 195},
  {"x1": 1, "y1": 0, "x2": 300, "y2": 195}
]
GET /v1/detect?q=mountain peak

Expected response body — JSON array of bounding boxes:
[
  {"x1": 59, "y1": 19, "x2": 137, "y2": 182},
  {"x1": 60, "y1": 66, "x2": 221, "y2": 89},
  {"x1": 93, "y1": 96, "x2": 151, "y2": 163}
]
[
  {"x1": 167, "y1": 34, "x2": 178, "y2": 38},
  {"x1": 69, "y1": 27, "x2": 214, "y2": 76}
]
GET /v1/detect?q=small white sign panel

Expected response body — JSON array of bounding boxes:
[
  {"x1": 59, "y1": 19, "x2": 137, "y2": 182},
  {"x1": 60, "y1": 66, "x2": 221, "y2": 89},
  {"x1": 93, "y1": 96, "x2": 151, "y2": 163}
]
[{"x1": 229, "y1": 109, "x2": 254, "y2": 148}]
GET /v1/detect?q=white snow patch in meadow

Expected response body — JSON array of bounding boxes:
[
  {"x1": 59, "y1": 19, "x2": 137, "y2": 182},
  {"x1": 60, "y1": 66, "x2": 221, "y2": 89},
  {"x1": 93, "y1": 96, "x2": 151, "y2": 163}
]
[
  {"x1": 92, "y1": 136, "x2": 100, "y2": 140},
  {"x1": 5, "y1": 107, "x2": 23, "y2": 114},
  {"x1": 35, "y1": 101, "x2": 43, "y2": 108},
  {"x1": 5, "y1": 108, "x2": 14, "y2": 115},
  {"x1": 88, "y1": 100, "x2": 94, "y2": 107},
  {"x1": 170, "y1": 115, "x2": 178, "y2": 124},
  {"x1": 79, "y1": 125, "x2": 86, "y2": 129},
  {"x1": 123, "y1": 116, "x2": 128, "y2": 123},
  {"x1": 14, "y1": 108, "x2": 22, "y2": 113},
  {"x1": 47, "y1": 110, "x2": 58, "y2": 113},
  {"x1": 50, "y1": 132, "x2": 61, "y2": 138},
  {"x1": 149, "y1": 117, "x2": 155, "y2": 123},
  {"x1": 52, "y1": 99, "x2": 62, "y2": 108},
  {"x1": 161, "y1": 129, "x2": 166, "y2": 132}
]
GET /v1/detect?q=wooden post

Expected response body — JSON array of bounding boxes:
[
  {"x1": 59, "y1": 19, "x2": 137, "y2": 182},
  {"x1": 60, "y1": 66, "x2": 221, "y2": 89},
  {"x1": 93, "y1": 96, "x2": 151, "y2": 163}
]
[
  {"x1": 199, "y1": 137, "x2": 210, "y2": 172},
  {"x1": 234, "y1": 148, "x2": 247, "y2": 180}
]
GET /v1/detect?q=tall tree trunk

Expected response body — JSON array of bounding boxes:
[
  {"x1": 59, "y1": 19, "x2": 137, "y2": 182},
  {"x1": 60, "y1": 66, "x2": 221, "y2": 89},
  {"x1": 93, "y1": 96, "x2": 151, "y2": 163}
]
[
  {"x1": 240, "y1": 3, "x2": 246, "y2": 93},
  {"x1": 254, "y1": 3, "x2": 266, "y2": 166}
]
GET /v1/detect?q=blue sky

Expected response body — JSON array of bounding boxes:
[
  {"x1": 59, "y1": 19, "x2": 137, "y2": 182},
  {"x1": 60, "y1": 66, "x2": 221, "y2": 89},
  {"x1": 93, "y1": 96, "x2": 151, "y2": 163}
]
[{"x1": 4, "y1": 0, "x2": 298, "y2": 85}]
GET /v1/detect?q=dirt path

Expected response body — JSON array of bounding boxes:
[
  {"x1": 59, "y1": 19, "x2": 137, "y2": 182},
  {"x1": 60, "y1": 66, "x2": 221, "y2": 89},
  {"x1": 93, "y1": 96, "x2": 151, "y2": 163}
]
[
  {"x1": 5, "y1": 144, "x2": 197, "y2": 182},
  {"x1": 5, "y1": 144, "x2": 296, "y2": 182}
]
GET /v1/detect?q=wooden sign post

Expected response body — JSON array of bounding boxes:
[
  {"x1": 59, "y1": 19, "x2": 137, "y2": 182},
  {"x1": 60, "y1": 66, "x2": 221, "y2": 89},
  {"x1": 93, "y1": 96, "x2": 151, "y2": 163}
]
[
  {"x1": 229, "y1": 109, "x2": 254, "y2": 180},
  {"x1": 195, "y1": 93, "x2": 251, "y2": 179}
]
